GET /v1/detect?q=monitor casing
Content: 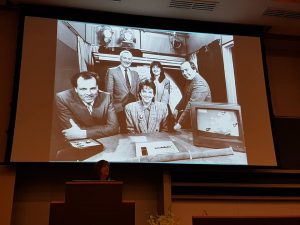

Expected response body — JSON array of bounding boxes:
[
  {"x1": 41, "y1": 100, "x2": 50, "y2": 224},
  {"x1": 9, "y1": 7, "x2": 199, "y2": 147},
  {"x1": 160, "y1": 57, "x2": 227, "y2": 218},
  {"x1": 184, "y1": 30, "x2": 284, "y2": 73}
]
[{"x1": 191, "y1": 102, "x2": 246, "y2": 152}]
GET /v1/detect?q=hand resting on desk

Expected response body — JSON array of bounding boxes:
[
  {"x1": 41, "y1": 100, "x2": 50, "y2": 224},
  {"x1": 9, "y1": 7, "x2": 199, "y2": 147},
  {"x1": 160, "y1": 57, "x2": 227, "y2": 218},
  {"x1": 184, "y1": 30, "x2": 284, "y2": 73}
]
[{"x1": 62, "y1": 119, "x2": 87, "y2": 140}]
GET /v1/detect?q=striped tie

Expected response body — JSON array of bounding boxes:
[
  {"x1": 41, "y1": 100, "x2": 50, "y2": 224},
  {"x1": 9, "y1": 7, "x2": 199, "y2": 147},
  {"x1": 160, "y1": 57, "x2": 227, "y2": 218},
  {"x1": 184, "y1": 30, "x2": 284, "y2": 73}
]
[{"x1": 124, "y1": 68, "x2": 131, "y2": 90}]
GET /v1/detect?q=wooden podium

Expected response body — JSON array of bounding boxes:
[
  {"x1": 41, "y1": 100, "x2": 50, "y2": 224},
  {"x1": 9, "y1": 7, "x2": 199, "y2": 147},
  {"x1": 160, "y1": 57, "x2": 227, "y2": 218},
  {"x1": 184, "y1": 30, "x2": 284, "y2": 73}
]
[{"x1": 49, "y1": 181, "x2": 135, "y2": 225}]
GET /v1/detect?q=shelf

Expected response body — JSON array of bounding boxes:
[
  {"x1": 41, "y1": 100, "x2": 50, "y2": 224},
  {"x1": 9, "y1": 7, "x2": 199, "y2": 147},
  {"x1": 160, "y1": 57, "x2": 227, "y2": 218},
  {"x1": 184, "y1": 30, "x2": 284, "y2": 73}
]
[{"x1": 92, "y1": 52, "x2": 185, "y2": 68}]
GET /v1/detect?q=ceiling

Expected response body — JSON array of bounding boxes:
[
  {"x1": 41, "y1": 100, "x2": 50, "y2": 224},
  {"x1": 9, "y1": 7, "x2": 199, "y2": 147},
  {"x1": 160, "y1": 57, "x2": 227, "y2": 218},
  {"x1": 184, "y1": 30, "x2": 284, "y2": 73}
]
[{"x1": 4, "y1": 0, "x2": 300, "y2": 36}]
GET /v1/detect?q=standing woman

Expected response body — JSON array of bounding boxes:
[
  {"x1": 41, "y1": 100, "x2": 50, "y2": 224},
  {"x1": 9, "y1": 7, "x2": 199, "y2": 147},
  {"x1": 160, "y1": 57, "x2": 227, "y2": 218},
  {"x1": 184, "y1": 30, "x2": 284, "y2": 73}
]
[
  {"x1": 149, "y1": 61, "x2": 170, "y2": 105},
  {"x1": 150, "y1": 61, "x2": 175, "y2": 131}
]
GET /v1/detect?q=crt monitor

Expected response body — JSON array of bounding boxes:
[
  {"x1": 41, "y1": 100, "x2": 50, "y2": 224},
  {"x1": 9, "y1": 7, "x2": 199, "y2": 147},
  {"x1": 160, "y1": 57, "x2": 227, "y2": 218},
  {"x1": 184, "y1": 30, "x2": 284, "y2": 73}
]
[{"x1": 191, "y1": 102, "x2": 245, "y2": 152}]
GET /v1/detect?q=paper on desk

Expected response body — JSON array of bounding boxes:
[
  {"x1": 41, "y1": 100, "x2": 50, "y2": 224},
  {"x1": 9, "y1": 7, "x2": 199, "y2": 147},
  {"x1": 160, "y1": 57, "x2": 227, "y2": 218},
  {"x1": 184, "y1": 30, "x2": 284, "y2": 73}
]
[
  {"x1": 129, "y1": 136, "x2": 147, "y2": 143},
  {"x1": 140, "y1": 152, "x2": 190, "y2": 162},
  {"x1": 190, "y1": 147, "x2": 234, "y2": 159},
  {"x1": 140, "y1": 146, "x2": 234, "y2": 162},
  {"x1": 135, "y1": 141, "x2": 179, "y2": 157}
]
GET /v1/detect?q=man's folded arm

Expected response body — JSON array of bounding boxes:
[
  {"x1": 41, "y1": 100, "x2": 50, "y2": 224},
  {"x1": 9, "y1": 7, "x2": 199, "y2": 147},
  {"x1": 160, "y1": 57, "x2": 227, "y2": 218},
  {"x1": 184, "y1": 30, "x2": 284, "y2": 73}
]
[
  {"x1": 85, "y1": 100, "x2": 119, "y2": 138},
  {"x1": 56, "y1": 94, "x2": 73, "y2": 129}
]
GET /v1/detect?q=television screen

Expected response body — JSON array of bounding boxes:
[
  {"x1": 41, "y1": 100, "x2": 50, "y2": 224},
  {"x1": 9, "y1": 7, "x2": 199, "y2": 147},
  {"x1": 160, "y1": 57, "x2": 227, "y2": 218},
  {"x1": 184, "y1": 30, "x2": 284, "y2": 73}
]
[
  {"x1": 9, "y1": 13, "x2": 276, "y2": 165},
  {"x1": 191, "y1": 102, "x2": 246, "y2": 156},
  {"x1": 197, "y1": 109, "x2": 240, "y2": 137}
]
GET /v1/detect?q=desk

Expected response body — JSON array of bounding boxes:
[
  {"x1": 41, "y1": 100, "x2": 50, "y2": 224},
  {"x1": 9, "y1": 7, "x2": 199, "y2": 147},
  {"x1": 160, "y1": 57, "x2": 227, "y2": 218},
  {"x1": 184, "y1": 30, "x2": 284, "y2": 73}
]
[{"x1": 82, "y1": 130, "x2": 247, "y2": 164}]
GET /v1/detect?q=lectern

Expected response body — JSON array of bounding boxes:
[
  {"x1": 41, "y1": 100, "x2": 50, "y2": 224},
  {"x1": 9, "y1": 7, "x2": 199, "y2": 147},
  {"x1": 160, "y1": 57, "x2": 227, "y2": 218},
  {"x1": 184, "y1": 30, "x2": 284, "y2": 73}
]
[{"x1": 49, "y1": 181, "x2": 135, "y2": 225}]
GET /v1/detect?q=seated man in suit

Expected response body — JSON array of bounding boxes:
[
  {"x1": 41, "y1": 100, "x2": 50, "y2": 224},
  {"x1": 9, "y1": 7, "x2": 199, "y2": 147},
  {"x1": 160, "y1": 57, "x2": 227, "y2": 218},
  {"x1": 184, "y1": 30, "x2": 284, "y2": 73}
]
[
  {"x1": 105, "y1": 50, "x2": 140, "y2": 133},
  {"x1": 125, "y1": 80, "x2": 168, "y2": 134},
  {"x1": 174, "y1": 61, "x2": 212, "y2": 130},
  {"x1": 56, "y1": 71, "x2": 119, "y2": 140}
]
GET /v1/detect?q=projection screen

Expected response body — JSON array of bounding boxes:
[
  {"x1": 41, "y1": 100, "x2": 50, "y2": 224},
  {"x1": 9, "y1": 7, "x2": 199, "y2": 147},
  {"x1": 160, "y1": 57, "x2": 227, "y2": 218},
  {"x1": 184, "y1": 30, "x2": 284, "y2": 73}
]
[{"x1": 10, "y1": 16, "x2": 276, "y2": 165}]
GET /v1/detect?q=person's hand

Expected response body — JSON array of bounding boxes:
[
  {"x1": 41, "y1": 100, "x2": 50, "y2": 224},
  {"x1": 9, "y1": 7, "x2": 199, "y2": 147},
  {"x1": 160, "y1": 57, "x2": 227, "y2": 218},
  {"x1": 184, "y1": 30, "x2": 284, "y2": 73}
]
[
  {"x1": 173, "y1": 122, "x2": 181, "y2": 130},
  {"x1": 62, "y1": 119, "x2": 87, "y2": 140}
]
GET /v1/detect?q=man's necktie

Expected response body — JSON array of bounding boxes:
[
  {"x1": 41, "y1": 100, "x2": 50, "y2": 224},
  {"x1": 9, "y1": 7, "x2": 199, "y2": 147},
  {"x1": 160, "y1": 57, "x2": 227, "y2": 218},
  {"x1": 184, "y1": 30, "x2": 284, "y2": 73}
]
[
  {"x1": 124, "y1": 68, "x2": 131, "y2": 90},
  {"x1": 87, "y1": 104, "x2": 93, "y2": 115}
]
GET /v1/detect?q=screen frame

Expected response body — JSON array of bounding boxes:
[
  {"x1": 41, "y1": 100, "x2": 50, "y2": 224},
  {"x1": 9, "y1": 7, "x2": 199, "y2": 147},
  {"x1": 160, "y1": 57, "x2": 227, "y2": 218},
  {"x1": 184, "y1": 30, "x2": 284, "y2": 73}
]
[{"x1": 5, "y1": 4, "x2": 278, "y2": 168}]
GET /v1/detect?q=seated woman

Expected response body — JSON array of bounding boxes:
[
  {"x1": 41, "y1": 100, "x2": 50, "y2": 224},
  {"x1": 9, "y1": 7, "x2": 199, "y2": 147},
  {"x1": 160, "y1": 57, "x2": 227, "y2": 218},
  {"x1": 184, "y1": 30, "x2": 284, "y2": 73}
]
[{"x1": 125, "y1": 80, "x2": 168, "y2": 134}]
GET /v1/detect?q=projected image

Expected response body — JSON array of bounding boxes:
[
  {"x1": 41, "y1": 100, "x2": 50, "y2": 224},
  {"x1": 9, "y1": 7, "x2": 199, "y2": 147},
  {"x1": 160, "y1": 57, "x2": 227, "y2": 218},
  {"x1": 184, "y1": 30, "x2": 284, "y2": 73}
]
[
  {"x1": 49, "y1": 20, "x2": 247, "y2": 164},
  {"x1": 197, "y1": 109, "x2": 239, "y2": 136}
]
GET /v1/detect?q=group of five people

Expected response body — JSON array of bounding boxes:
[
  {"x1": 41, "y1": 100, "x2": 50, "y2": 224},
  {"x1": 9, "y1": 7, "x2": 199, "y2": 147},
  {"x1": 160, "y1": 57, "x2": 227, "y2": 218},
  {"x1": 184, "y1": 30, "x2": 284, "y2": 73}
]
[{"x1": 55, "y1": 50, "x2": 211, "y2": 141}]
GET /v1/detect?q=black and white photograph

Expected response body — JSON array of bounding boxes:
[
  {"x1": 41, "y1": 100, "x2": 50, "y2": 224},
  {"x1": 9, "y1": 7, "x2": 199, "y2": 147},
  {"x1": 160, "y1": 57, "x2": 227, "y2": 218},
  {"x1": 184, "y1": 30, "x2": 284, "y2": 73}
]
[{"x1": 50, "y1": 20, "x2": 247, "y2": 164}]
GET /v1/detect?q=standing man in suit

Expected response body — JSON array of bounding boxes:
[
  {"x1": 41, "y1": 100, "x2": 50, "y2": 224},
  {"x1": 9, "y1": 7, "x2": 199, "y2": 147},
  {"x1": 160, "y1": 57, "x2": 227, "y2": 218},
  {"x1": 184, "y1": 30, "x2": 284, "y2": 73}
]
[
  {"x1": 174, "y1": 61, "x2": 212, "y2": 130},
  {"x1": 56, "y1": 71, "x2": 119, "y2": 140},
  {"x1": 105, "y1": 50, "x2": 140, "y2": 133}
]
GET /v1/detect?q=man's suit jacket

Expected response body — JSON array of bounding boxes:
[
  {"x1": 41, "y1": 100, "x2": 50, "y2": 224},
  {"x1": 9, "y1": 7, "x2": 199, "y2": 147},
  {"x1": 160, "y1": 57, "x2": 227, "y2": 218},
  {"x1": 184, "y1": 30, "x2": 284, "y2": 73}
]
[
  {"x1": 176, "y1": 73, "x2": 212, "y2": 127},
  {"x1": 106, "y1": 66, "x2": 140, "y2": 112},
  {"x1": 56, "y1": 89, "x2": 119, "y2": 138},
  {"x1": 125, "y1": 101, "x2": 168, "y2": 134}
]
